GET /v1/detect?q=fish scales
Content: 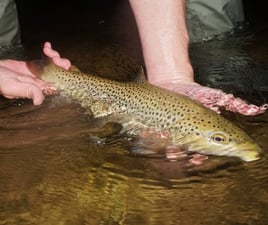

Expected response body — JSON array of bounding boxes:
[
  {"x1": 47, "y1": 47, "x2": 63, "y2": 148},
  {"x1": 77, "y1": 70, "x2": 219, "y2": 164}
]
[
  {"x1": 36, "y1": 59, "x2": 261, "y2": 162},
  {"x1": 46, "y1": 66, "x2": 216, "y2": 133}
]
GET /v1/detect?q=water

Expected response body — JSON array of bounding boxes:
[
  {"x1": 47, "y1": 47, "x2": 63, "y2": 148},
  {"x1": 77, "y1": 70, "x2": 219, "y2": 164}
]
[
  {"x1": 0, "y1": 96, "x2": 268, "y2": 225},
  {"x1": 1, "y1": 1, "x2": 268, "y2": 224}
]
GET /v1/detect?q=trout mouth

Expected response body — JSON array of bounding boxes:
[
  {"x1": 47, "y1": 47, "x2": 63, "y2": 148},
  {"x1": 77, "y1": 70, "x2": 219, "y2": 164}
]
[
  {"x1": 238, "y1": 150, "x2": 260, "y2": 162},
  {"x1": 228, "y1": 142, "x2": 261, "y2": 162}
]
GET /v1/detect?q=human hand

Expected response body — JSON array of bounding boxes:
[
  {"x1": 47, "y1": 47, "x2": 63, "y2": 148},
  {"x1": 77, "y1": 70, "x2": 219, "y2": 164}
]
[
  {"x1": 152, "y1": 79, "x2": 267, "y2": 116},
  {"x1": 0, "y1": 66, "x2": 47, "y2": 105},
  {"x1": 0, "y1": 42, "x2": 71, "y2": 105}
]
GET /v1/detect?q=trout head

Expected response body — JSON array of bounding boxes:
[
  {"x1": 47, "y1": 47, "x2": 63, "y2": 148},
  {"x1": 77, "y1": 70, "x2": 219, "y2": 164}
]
[
  {"x1": 174, "y1": 117, "x2": 261, "y2": 162},
  {"x1": 183, "y1": 130, "x2": 260, "y2": 162}
]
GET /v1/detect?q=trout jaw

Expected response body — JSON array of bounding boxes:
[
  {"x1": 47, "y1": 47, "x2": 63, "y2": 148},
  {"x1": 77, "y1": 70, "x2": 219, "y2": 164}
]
[
  {"x1": 237, "y1": 150, "x2": 260, "y2": 162},
  {"x1": 228, "y1": 142, "x2": 261, "y2": 162},
  {"x1": 186, "y1": 143, "x2": 260, "y2": 162},
  {"x1": 178, "y1": 135, "x2": 261, "y2": 162}
]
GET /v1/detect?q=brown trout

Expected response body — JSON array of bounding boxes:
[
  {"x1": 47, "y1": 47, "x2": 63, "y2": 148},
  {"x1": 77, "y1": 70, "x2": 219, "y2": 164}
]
[{"x1": 33, "y1": 58, "x2": 261, "y2": 162}]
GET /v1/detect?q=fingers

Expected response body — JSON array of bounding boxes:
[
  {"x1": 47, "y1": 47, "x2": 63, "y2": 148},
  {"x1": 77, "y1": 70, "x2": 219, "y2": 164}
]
[
  {"x1": 17, "y1": 73, "x2": 48, "y2": 87},
  {"x1": 0, "y1": 72, "x2": 47, "y2": 105},
  {"x1": 153, "y1": 80, "x2": 267, "y2": 115},
  {"x1": 43, "y1": 41, "x2": 71, "y2": 70},
  {"x1": 2, "y1": 81, "x2": 45, "y2": 105},
  {"x1": 184, "y1": 85, "x2": 267, "y2": 115},
  {"x1": 16, "y1": 75, "x2": 54, "y2": 104},
  {"x1": 225, "y1": 99, "x2": 268, "y2": 116},
  {"x1": 43, "y1": 41, "x2": 60, "y2": 58},
  {"x1": 53, "y1": 57, "x2": 71, "y2": 70},
  {"x1": 26, "y1": 85, "x2": 45, "y2": 105},
  {"x1": 44, "y1": 41, "x2": 52, "y2": 49}
]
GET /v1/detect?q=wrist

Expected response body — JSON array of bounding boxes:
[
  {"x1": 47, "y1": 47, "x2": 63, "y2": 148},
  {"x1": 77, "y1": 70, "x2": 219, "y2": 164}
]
[{"x1": 147, "y1": 63, "x2": 194, "y2": 85}]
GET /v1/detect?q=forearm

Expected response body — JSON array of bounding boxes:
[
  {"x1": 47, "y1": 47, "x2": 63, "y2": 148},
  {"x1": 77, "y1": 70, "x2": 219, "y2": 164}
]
[{"x1": 129, "y1": 0, "x2": 193, "y2": 83}]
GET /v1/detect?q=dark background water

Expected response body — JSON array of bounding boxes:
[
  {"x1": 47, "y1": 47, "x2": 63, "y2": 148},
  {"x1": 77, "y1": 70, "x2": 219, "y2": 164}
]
[{"x1": 0, "y1": 1, "x2": 268, "y2": 224}]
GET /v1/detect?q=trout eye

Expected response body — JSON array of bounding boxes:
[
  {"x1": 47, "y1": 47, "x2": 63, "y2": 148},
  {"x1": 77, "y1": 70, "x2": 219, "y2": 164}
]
[{"x1": 210, "y1": 132, "x2": 229, "y2": 144}]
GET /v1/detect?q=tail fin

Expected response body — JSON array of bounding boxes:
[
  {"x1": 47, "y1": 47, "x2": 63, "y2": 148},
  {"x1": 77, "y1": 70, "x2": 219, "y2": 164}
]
[{"x1": 26, "y1": 54, "x2": 54, "y2": 78}]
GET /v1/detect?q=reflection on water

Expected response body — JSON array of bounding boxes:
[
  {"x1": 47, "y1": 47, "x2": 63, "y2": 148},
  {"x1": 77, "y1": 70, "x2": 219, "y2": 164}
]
[{"x1": 1, "y1": 9, "x2": 268, "y2": 225}]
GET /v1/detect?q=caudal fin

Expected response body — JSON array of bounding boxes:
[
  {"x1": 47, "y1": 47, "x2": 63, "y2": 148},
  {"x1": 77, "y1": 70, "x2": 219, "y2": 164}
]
[{"x1": 26, "y1": 54, "x2": 53, "y2": 78}]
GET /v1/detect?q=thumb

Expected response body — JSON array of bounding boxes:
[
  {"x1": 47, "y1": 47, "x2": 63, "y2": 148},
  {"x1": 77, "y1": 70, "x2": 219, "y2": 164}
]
[{"x1": 25, "y1": 85, "x2": 45, "y2": 105}]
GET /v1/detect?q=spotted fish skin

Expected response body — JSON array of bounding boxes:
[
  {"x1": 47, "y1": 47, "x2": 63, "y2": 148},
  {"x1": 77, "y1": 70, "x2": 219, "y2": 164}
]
[{"x1": 36, "y1": 60, "x2": 261, "y2": 162}]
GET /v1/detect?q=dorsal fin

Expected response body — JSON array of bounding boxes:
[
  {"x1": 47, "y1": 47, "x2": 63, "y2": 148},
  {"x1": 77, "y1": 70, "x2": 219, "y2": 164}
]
[{"x1": 132, "y1": 65, "x2": 147, "y2": 83}]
